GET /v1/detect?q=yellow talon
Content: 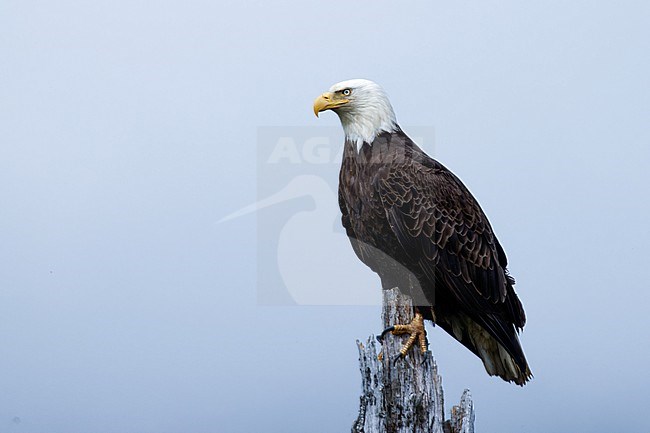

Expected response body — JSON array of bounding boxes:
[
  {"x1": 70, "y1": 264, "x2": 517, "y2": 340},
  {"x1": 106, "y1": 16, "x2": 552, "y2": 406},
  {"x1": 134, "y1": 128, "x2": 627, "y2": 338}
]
[{"x1": 380, "y1": 312, "x2": 429, "y2": 357}]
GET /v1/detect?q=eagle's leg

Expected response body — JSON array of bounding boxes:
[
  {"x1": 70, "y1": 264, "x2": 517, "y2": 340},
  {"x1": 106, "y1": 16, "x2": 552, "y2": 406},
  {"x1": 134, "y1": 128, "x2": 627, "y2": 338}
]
[{"x1": 378, "y1": 311, "x2": 428, "y2": 360}]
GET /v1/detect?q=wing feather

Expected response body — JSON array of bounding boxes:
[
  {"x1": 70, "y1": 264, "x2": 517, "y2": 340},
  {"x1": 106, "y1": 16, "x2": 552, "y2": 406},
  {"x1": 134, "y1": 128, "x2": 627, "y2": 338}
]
[{"x1": 378, "y1": 163, "x2": 526, "y2": 330}]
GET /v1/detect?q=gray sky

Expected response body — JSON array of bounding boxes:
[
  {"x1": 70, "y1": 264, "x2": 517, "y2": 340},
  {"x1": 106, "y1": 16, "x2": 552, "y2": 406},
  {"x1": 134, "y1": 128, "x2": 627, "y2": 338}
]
[{"x1": 1, "y1": 1, "x2": 649, "y2": 432}]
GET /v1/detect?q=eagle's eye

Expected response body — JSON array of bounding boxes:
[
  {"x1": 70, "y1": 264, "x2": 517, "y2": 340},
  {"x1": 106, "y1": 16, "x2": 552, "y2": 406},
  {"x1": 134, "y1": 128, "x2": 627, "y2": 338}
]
[{"x1": 342, "y1": 88, "x2": 351, "y2": 96}]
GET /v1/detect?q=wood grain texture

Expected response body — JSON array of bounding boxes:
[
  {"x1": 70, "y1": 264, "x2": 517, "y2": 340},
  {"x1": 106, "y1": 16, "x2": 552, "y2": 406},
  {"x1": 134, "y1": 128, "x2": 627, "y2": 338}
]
[{"x1": 352, "y1": 287, "x2": 475, "y2": 433}]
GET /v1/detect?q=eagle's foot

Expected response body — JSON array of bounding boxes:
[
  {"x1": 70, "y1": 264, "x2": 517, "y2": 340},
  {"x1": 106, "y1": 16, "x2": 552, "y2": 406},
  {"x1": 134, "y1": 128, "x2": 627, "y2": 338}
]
[{"x1": 377, "y1": 312, "x2": 428, "y2": 360}]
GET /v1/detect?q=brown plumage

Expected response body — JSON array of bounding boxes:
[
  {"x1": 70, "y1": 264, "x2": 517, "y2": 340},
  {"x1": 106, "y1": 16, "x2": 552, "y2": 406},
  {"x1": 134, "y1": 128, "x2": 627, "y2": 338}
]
[{"x1": 338, "y1": 129, "x2": 532, "y2": 385}]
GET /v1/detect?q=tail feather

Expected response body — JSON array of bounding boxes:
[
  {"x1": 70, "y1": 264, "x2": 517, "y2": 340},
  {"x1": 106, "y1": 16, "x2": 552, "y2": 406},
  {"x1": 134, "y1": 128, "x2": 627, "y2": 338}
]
[{"x1": 438, "y1": 312, "x2": 532, "y2": 386}]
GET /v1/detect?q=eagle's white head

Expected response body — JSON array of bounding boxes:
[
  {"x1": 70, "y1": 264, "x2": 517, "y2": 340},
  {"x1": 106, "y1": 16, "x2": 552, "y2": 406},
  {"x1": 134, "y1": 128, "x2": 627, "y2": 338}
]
[{"x1": 313, "y1": 79, "x2": 398, "y2": 151}]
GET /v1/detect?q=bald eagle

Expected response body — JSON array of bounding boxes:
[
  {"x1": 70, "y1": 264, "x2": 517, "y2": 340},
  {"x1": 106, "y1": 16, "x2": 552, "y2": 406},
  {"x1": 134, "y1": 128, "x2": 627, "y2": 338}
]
[{"x1": 314, "y1": 79, "x2": 531, "y2": 385}]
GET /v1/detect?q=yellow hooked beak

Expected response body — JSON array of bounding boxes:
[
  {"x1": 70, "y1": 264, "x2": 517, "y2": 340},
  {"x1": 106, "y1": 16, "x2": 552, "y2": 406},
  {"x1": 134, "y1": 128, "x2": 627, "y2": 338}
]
[{"x1": 313, "y1": 92, "x2": 350, "y2": 117}]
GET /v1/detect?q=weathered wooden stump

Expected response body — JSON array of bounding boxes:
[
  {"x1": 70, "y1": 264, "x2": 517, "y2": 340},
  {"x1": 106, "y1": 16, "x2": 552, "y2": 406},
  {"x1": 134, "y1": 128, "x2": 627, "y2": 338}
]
[{"x1": 352, "y1": 287, "x2": 475, "y2": 433}]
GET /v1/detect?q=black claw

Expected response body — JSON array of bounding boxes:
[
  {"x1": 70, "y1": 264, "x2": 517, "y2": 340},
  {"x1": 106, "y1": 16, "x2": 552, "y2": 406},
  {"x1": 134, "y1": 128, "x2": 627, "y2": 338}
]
[
  {"x1": 392, "y1": 353, "x2": 405, "y2": 365},
  {"x1": 377, "y1": 326, "x2": 395, "y2": 343}
]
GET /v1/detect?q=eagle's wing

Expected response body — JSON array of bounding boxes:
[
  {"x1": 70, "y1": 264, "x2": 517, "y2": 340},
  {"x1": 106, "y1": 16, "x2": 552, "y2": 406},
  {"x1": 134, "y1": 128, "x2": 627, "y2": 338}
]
[{"x1": 377, "y1": 161, "x2": 528, "y2": 374}]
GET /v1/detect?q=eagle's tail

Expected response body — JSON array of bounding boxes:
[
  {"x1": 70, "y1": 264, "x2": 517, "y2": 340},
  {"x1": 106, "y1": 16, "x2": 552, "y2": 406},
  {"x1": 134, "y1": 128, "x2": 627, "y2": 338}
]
[
  {"x1": 470, "y1": 323, "x2": 532, "y2": 386},
  {"x1": 439, "y1": 312, "x2": 532, "y2": 386}
]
